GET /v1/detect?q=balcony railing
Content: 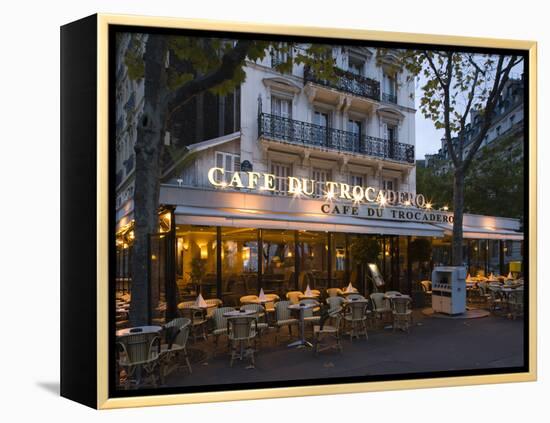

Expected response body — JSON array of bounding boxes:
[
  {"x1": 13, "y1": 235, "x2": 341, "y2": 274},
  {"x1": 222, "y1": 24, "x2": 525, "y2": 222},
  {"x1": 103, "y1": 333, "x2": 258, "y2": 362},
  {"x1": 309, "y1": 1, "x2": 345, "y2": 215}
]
[
  {"x1": 258, "y1": 112, "x2": 414, "y2": 164},
  {"x1": 382, "y1": 92, "x2": 397, "y2": 104},
  {"x1": 303, "y1": 65, "x2": 380, "y2": 101}
]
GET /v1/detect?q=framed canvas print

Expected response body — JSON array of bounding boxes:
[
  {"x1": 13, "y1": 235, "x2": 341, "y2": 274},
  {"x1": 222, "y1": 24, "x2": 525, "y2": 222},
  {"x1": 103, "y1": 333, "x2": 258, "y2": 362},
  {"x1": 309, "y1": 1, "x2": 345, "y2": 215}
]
[{"x1": 60, "y1": 14, "x2": 537, "y2": 409}]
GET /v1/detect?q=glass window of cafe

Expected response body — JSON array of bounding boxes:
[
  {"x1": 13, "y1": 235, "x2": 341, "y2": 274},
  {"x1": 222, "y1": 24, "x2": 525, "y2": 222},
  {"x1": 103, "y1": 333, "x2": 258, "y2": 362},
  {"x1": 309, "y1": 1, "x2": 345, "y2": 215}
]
[{"x1": 176, "y1": 225, "x2": 217, "y2": 299}]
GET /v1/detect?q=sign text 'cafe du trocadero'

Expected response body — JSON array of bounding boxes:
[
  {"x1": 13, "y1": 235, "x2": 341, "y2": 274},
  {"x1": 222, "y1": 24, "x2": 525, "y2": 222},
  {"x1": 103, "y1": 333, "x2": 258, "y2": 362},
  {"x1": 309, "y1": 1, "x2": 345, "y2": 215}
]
[{"x1": 206, "y1": 167, "x2": 454, "y2": 224}]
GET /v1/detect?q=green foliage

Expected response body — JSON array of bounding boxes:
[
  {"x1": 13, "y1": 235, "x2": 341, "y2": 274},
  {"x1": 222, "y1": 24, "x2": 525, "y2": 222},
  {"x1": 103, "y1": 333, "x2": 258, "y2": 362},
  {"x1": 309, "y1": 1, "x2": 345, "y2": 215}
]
[
  {"x1": 463, "y1": 136, "x2": 524, "y2": 219},
  {"x1": 416, "y1": 164, "x2": 453, "y2": 209},
  {"x1": 409, "y1": 238, "x2": 432, "y2": 262},
  {"x1": 419, "y1": 135, "x2": 524, "y2": 219},
  {"x1": 350, "y1": 237, "x2": 381, "y2": 265},
  {"x1": 190, "y1": 258, "x2": 206, "y2": 283}
]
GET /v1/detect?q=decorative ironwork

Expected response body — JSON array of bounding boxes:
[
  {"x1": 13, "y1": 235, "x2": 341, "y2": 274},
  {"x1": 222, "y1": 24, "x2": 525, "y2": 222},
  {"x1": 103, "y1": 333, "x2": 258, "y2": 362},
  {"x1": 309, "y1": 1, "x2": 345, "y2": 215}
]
[
  {"x1": 258, "y1": 113, "x2": 414, "y2": 163},
  {"x1": 303, "y1": 65, "x2": 380, "y2": 101},
  {"x1": 382, "y1": 92, "x2": 397, "y2": 104}
]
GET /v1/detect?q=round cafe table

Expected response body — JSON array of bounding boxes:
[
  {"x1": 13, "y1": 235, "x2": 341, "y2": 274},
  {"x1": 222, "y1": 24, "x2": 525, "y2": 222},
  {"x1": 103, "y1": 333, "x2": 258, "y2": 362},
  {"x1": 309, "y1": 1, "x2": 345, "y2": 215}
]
[
  {"x1": 223, "y1": 309, "x2": 256, "y2": 318},
  {"x1": 116, "y1": 325, "x2": 162, "y2": 337},
  {"x1": 287, "y1": 303, "x2": 315, "y2": 348}
]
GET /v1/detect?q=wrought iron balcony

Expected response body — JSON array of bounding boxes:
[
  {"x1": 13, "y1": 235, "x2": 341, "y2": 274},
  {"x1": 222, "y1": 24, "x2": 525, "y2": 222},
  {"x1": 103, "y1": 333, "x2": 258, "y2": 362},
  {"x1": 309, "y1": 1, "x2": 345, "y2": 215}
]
[
  {"x1": 382, "y1": 92, "x2": 397, "y2": 104},
  {"x1": 303, "y1": 65, "x2": 380, "y2": 101},
  {"x1": 258, "y1": 112, "x2": 414, "y2": 164}
]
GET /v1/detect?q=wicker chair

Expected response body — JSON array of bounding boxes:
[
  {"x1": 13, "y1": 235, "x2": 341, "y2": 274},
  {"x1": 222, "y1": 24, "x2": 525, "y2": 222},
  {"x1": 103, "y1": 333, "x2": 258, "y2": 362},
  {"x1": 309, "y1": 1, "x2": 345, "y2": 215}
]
[
  {"x1": 507, "y1": 289, "x2": 524, "y2": 320},
  {"x1": 313, "y1": 312, "x2": 343, "y2": 355},
  {"x1": 488, "y1": 286, "x2": 505, "y2": 313},
  {"x1": 343, "y1": 300, "x2": 369, "y2": 341},
  {"x1": 326, "y1": 296, "x2": 345, "y2": 314},
  {"x1": 177, "y1": 301, "x2": 208, "y2": 342},
  {"x1": 274, "y1": 300, "x2": 298, "y2": 342},
  {"x1": 300, "y1": 299, "x2": 321, "y2": 329},
  {"x1": 286, "y1": 291, "x2": 303, "y2": 305},
  {"x1": 240, "y1": 295, "x2": 259, "y2": 305},
  {"x1": 391, "y1": 297, "x2": 413, "y2": 333},
  {"x1": 204, "y1": 298, "x2": 223, "y2": 319},
  {"x1": 117, "y1": 332, "x2": 160, "y2": 389},
  {"x1": 385, "y1": 290, "x2": 402, "y2": 296},
  {"x1": 211, "y1": 307, "x2": 236, "y2": 348},
  {"x1": 241, "y1": 303, "x2": 269, "y2": 344},
  {"x1": 370, "y1": 293, "x2": 392, "y2": 327},
  {"x1": 326, "y1": 288, "x2": 343, "y2": 297},
  {"x1": 160, "y1": 318, "x2": 192, "y2": 380},
  {"x1": 227, "y1": 315, "x2": 258, "y2": 367}
]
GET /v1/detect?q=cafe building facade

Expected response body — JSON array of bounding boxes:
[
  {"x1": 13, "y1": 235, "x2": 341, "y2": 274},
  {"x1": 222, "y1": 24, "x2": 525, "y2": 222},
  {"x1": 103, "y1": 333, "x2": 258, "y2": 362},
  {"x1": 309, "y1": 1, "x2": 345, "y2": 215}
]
[{"x1": 115, "y1": 41, "x2": 523, "y2": 316}]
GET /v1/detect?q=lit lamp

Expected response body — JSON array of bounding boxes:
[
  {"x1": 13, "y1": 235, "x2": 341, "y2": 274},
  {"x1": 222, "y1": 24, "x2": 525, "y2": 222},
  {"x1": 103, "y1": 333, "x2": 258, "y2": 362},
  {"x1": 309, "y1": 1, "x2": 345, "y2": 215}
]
[{"x1": 199, "y1": 243, "x2": 208, "y2": 259}]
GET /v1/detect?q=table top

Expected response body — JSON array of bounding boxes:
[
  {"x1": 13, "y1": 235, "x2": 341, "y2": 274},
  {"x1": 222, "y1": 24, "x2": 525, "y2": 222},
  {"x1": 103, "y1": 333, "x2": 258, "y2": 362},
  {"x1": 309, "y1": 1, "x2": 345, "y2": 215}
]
[
  {"x1": 341, "y1": 290, "x2": 359, "y2": 296},
  {"x1": 288, "y1": 303, "x2": 316, "y2": 311},
  {"x1": 384, "y1": 293, "x2": 411, "y2": 299},
  {"x1": 299, "y1": 294, "x2": 319, "y2": 300},
  {"x1": 116, "y1": 325, "x2": 162, "y2": 337},
  {"x1": 223, "y1": 309, "x2": 257, "y2": 317}
]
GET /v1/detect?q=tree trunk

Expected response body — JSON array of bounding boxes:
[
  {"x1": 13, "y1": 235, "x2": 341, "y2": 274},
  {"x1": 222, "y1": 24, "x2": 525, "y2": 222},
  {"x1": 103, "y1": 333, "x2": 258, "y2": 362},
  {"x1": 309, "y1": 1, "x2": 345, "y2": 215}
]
[
  {"x1": 451, "y1": 168, "x2": 465, "y2": 266},
  {"x1": 129, "y1": 35, "x2": 167, "y2": 326}
]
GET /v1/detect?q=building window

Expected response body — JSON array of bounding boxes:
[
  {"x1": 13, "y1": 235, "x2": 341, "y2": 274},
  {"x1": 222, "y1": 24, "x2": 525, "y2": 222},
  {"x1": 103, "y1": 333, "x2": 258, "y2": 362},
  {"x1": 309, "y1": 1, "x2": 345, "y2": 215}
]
[
  {"x1": 271, "y1": 162, "x2": 292, "y2": 194},
  {"x1": 271, "y1": 97, "x2": 292, "y2": 119},
  {"x1": 383, "y1": 178, "x2": 396, "y2": 191},
  {"x1": 215, "y1": 151, "x2": 240, "y2": 182},
  {"x1": 271, "y1": 44, "x2": 291, "y2": 69},
  {"x1": 313, "y1": 110, "x2": 330, "y2": 146},
  {"x1": 313, "y1": 168, "x2": 331, "y2": 197},
  {"x1": 383, "y1": 72, "x2": 397, "y2": 103},
  {"x1": 347, "y1": 119, "x2": 362, "y2": 151},
  {"x1": 349, "y1": 173, "x2": 364, "y2": 187},
  {"x1": 348, "y1": 56, "x2": 365, "y2": 76},
  {"x1": 496, "y1": 125, "x2": 501, "y2": 136}
]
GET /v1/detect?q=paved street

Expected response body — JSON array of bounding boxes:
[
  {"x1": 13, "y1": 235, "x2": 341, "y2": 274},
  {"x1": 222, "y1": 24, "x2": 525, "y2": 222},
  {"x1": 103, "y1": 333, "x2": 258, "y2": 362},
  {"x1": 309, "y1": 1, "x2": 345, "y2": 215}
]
[{"x1": 161, "y1": 310, "x2": 525, "y2": 389}]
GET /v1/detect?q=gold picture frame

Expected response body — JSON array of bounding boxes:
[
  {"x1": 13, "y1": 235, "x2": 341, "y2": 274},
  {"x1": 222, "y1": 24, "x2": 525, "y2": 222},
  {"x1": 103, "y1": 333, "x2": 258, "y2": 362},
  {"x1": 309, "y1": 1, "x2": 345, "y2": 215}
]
[{"x1": 61, "y1": 13, "x2": 537, "y2": 409}]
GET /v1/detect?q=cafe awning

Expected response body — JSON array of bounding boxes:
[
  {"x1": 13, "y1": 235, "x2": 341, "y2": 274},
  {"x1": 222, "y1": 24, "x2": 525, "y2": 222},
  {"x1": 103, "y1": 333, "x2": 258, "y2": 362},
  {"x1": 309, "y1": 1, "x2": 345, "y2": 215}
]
[
  {"x1": 433, "y1": 223, "x2": 523, "y2": 240},
  {"x1": 174, "y1": 206, "x2": 445, "y2": 237}
]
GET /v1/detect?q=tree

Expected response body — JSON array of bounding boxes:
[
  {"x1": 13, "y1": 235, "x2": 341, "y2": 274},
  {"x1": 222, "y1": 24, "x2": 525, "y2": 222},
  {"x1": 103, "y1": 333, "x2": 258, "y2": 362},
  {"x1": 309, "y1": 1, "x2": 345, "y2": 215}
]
[
  {"x1": 417, "y1": 135, "x2": 524, "y2": 220},
  {"x1": 394, "y1": 51, "x2": 523, "y2": 266},
  {"x1": 123, "y1": 34, "x2": 337, "y2": 325}
]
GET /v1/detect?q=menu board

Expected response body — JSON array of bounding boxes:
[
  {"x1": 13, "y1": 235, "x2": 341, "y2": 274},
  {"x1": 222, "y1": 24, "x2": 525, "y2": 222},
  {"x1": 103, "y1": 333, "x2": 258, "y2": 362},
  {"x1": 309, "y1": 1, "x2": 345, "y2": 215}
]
[{"x1": 368, "y1": 263, "x2": 385, "y2": 288}]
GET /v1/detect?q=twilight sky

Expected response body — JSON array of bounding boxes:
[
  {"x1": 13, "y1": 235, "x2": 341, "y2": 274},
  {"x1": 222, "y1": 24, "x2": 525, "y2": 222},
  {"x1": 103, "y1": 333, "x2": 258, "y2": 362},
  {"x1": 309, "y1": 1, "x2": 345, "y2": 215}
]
[{"x1": 414, "y1": 81, "x2": 443, "y2": 160}]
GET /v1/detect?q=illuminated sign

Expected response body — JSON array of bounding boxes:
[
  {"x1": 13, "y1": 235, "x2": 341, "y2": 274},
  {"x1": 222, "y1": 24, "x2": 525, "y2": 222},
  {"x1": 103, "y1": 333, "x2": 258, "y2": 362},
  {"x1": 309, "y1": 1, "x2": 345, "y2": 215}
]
[{"x1": 207, "y1": 167, "x2": 432, "y2": 209}]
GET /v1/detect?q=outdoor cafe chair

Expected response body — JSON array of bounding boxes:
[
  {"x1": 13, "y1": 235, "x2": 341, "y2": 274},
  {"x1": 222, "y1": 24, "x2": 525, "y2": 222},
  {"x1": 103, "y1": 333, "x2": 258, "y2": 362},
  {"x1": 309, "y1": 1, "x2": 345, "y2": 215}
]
[
  {"x1": 227, "y1": 315, "x2": 258, "y2": 368},
  {"x1": 343, "y1": 300, "x2": 370, "y2": 341},
  {"x1": 370, "y1": 293, "x2": 392, "y2": 327},
  {"x1": 345, "y1": 293, "x2": 366, "y2": 301},
  {"x1": 326, "y1": 296, "x2": 345, "y2": 314},
  {"x1": 116, "y1": 332, "x2": 161, "y2": 389},
  {"x1": 159, "y1": 318, "x2": 193, "y2": 380},
  {"x1": 212, "y1": 307, "x2": 236, "y2": 349},
  {"x1": 506, "y1": 289, "x2": 524, "y2": 320},
  {"x1": 385, "y1": 290, "x2": 402, "y2": 296},
  {"x1": 487, "y1": 286, "x2": 505, "y2": 313},
  {"x1": 313, "y1": 311, "x2": 344, "y2": 355},
  {"x1": 177, "y1": 301, "x2": 208, "y2": 342},
  {"x1": 326, "y1": 288, "x2": 343, "y2": 297},
  {"x1": 240, "y1": 295, "x2": 259, "y2": 305},
  {"x1": 391, "y1": 297, "x2": 413, "y2": 333},
  {"x1": 241, "y1": 303, "x2": 269, "y2": 344},
  {"x1": 274, "y1": 300, "x2": 298, "y2": 343},
  {"x1": 286, "y1": 291, "x2": 303, "y2": 305},
  {"x1": 300, "y1": 299, "x2": 321, "y2": 328},
  {"x1": 204, "y1": 298, "x2": 223, "y2": 318}
]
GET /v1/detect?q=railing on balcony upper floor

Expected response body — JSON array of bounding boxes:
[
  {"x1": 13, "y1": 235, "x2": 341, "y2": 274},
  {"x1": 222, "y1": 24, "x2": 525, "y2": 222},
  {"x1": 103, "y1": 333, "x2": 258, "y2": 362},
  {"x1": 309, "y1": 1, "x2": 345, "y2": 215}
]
[
  {"x1": 303, "y1": 65, "x2": 380, "y2": 102},
  {"x1": 382, "y1": 92, "x2": 397, "y2": 104},
  {"x1": 258, "y1": 112, "x2": 414, "y2": 164}
]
